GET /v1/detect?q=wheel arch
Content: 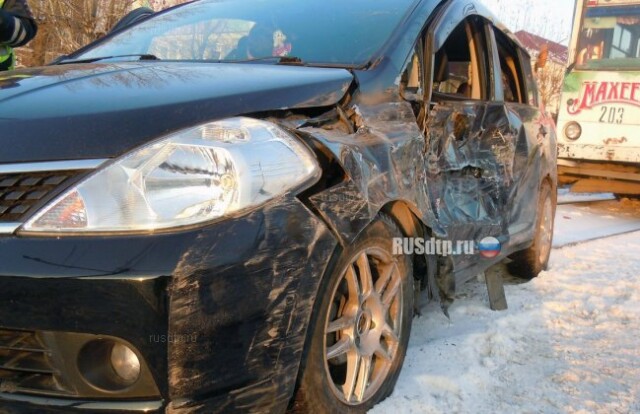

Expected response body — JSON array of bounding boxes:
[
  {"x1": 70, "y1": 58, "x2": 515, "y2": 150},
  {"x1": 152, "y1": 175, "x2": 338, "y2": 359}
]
[
  {"x1": 378, "y1": 200, "x2": 426, "y2": 240},
  {"x1": 290, "y1": 206, "x2": 417, "y2": 411},
  {"x1": 542, "y1": 173, "x2": 558, "y2": 206},
  {"x1": 378, "y1": 200, "x2": 432, "y2": 292}
]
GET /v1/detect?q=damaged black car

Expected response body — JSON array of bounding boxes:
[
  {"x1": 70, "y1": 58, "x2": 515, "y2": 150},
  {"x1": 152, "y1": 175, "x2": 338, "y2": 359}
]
[{"x1": 0, "y1": 0, "x2": 557, "y2": 412}]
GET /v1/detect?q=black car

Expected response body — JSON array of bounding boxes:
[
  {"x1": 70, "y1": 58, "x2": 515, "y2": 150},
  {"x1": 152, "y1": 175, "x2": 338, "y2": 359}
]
[{"x1": 0, "y1": 0, "x2": 557, "y2": 412}]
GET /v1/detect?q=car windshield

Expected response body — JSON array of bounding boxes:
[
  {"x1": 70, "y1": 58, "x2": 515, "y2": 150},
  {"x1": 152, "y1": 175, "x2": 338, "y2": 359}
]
[{"x1": 69, "y1": 0, "x2": 417, "y2": 67}]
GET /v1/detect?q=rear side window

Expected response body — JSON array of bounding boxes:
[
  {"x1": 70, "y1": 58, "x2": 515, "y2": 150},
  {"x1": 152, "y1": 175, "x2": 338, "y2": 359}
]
[{"x1": 493, "y1": 28, "x2": 527, "y2": 104}]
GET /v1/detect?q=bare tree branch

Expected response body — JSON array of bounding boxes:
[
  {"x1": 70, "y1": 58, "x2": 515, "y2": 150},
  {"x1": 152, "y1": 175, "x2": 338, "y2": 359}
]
[{"x1": 16, "y1": 0, "x2": 188, "y2": 66}]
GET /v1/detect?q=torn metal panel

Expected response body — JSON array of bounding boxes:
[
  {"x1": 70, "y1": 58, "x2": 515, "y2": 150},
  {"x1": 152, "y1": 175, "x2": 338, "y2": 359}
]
[
  {"x1": 297, "y1": 100, "x2": 478, "y2": 315},
  {"x1": 302, "y1": 99, "x2": 513, "y2": 243},
  {"x1": 425, "y1": 103, "x2": 506, "y2": 230},
  {"x1": 297, "y1": 91, "x2": 555, "y2": 310},
  {"x1": 304, "y1": 101, "x2": 434, "y2": 242}
]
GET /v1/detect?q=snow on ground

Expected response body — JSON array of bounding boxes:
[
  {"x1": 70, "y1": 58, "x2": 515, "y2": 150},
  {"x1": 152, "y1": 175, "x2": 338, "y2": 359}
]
[
  {"x1": 372, "y1": 207, "x2": 640, "y2": 414},
  {"x1": 554, "y1": 199, "x2": 640, "y2": 247},
  {"x1": 557, "y1": 188, "x2": 615, "y2": 205}
]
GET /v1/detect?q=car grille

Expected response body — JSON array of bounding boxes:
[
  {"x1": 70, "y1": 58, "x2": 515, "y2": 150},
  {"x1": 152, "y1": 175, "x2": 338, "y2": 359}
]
[
  {"x1": 0, "y1": 171, "x2": 79, "y2": 223},
  {"x1": 0, "y1": 328, "x2": 73, "y2": 396}
]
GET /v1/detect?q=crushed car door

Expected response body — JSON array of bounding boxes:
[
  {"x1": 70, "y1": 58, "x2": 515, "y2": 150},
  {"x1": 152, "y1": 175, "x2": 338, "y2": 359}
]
[{"x1": 423, "y1": 13, "x2": 516, "y2": 273}]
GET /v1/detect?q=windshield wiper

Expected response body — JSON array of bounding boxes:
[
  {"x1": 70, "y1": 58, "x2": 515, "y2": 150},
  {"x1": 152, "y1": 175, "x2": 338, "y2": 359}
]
[
  {"x1": 55, "y1": 54, "x2": 160, "y2": 65},
  {"x1": 226, "y1": 56, "x2": 306, "y2": 66}
]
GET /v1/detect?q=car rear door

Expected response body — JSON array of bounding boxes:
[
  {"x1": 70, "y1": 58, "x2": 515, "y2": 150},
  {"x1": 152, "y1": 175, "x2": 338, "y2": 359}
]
[{"x1": 489, "y1": 25, "x2": 552, "y2": 247}]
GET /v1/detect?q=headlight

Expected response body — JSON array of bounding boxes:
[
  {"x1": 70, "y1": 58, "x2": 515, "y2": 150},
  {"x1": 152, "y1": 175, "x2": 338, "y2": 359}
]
[
  {"x1": 563, "y1": 122, "x2": 582, "y2": 141},
  {"x1": 21, "y1": 117, "x2": 320, "y2": 234}
]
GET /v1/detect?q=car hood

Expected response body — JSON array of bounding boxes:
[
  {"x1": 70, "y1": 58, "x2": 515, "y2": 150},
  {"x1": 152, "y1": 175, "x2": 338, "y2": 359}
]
[{"x1": 0, "y1": 62, "x2": 353, "y2": 163}]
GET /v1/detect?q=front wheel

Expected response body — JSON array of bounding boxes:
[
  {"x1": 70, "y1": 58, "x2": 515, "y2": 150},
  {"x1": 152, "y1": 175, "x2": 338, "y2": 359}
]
[
  {"x1": 292, "y1": 214, "x2": 413, "y2": 413},
  {"x1": 508, "y1": 181, "x2": 555, "y2": 279}
]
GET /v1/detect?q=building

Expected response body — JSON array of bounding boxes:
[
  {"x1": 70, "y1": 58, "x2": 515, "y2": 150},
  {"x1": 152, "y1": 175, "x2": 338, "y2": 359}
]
[
  {"x1": 515, "y1": 30, "x2": 569, "y2": 65},
  {"x1": 515, "y1": 30, "x2": 569, "y2": 117}
]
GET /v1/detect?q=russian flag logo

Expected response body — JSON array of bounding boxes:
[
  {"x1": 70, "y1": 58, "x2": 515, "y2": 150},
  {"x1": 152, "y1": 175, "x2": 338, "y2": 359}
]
[{"x1": 478, "y1": 237, "x2": 501, "y2": 258}]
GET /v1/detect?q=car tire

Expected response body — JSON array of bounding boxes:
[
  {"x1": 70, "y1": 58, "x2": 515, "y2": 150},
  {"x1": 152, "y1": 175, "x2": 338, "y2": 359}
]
[
  {"x1": 508, "y1": 181, "x2": 555, "y2": 279},
  {"x1": 292, "y1": 214, "x2": 414, "y2": 413}
]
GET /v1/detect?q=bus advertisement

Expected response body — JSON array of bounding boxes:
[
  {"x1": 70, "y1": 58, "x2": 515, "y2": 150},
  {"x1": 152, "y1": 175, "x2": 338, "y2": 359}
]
[{"x1": 556, "y1": 0, "x2": 640, "y2": 194}]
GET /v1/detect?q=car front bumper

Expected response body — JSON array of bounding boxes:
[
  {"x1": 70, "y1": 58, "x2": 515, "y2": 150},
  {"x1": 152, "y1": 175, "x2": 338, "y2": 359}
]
[{"x1": 0, "y1": 196, "x2": 337, "y2": 413}]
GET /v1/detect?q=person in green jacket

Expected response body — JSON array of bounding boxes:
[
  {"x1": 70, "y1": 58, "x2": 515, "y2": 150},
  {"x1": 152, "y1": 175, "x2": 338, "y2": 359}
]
[{"x1": 0, "y1": 0, "x2": 37, "y2": 71}]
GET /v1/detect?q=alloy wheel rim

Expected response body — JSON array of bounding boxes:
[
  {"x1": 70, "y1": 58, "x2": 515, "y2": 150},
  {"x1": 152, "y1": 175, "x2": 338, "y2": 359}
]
[
  {"x1": 539, "y1": 196, "x2": 553, "y2": 265},
  {"x1": 323, "y1": 247, "x2": 403, "y2": 405}
]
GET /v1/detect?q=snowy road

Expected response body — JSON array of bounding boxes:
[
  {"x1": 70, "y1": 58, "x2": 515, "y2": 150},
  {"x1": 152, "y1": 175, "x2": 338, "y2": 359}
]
[
  {"x1": 372, "y1": 199, "x2": 640, "y2": 414},
  {"x1": 554, "y1": 198, "x2": 640, "y2": 247}
]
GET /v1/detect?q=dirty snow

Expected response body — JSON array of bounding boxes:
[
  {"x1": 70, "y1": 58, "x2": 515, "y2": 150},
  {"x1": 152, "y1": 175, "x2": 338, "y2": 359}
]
[{"x1": 372, "y1": 204, "x2": 640, "y2": 414}]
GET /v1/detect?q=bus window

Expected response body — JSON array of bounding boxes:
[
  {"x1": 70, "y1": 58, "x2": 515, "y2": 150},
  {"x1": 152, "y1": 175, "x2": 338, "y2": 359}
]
[{"x1": 576, "y1": 3, "x2": 640, "y2": 69}]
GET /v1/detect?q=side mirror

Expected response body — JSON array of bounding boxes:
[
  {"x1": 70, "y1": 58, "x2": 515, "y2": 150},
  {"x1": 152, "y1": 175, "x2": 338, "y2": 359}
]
[{"x1": 110, "y1": 7, "x2": 155, "y2": 34}]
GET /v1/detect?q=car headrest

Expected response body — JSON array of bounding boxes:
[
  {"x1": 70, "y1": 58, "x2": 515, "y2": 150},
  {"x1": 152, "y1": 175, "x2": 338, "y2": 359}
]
[{"x1": 433, "y1": 49, "x2": 449, "y2": 83}]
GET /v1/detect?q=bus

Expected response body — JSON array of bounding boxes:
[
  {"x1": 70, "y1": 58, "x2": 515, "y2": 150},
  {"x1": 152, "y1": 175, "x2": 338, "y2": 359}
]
[{"x1": 556, "y1": 0, "x2": 640, "y2": 194}]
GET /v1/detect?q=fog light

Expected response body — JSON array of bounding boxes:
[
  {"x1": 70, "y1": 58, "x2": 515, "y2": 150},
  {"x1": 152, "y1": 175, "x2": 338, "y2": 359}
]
[
  {"x1": 110, "y1": 343, "x2": 141, "y2": 384},
  {"x1": 78, "y1": 339, "x2": 143, "y2": 391},
  {"x1": 564, "y1": 122, "x2": 582, "y2": 141}
]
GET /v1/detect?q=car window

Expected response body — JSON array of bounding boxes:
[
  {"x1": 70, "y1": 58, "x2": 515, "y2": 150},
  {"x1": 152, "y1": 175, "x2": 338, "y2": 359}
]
[
  {"x1": 520, "y1": 51, "x2": 539, "y2": 107},
  {"x1": 400, "y1": 43, "x2": 426, "y2": 122},
  {"x1": 148, "y1": 19, "x2": 254, "y2": 61},
  {"x1": 400, "y1": 42, "x2": 425, "y2": 103},
  {"x1": 431, "y1": 17, "x2": 490, "y2": 101},
  {"x1": 493, "y1": 28, "x2": 527, "y2": 104}
]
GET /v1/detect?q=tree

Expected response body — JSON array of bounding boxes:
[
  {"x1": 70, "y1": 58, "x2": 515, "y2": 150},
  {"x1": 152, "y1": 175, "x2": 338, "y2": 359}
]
[
  {"x1": 17, "y1": 0, "x2": 188, "y2": 67},
  {"x1": 536, "y1": 58, "x2": 566, "y2": 118}
]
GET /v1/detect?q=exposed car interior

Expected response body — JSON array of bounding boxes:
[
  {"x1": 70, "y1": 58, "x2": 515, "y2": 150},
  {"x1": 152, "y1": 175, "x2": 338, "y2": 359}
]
[
  {"x1": 400, "y1": 17, "x2": 491, "y2": 124},
  {"x1": 431, "y1": 18, "x2": 487, "y2": 102},
  {"x1": 401, "y1": 15, "x2": 533, "y2": 112}
]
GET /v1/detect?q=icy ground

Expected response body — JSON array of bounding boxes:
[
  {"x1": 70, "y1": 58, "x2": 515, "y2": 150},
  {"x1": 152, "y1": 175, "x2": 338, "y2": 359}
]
[
  {"x1": 372, "y1": 201, "x2": 640, "y2": 414},
  {"x1": 554, "y1": 198, "x2": 640, "y2": 247}
]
